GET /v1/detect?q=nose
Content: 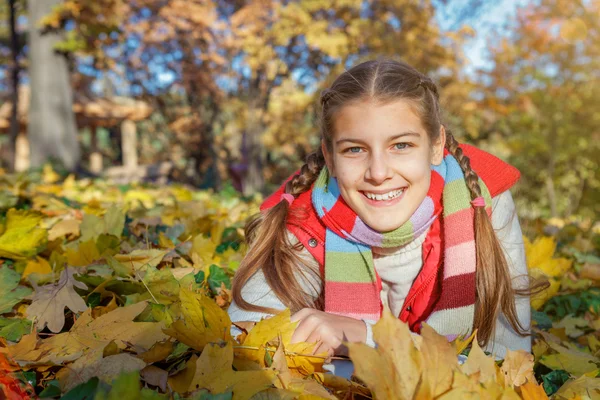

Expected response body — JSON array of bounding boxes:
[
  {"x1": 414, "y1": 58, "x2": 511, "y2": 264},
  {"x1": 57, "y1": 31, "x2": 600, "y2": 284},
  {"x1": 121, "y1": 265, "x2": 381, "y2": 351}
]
[{"x1": 365, "y1": 152, "x2": 392, "y2": 184}]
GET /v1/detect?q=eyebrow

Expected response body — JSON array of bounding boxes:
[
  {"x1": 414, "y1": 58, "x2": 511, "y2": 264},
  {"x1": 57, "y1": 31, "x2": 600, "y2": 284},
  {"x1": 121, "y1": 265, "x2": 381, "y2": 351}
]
[{"x1": 335, "y1": 131, "x2": 421, "y2": 146}]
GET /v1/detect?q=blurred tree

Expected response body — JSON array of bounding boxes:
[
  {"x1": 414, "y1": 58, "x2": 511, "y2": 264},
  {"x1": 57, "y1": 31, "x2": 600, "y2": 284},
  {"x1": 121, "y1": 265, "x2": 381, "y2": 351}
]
[
  {"x1": 479, "y1": 0, "x2": 599, "y2": 219},
  {"x1": 219, "y1": 0, "x2": 473, "y2": 195},
  {"x1": 0, "y1": 0, "x2": 25, "y2": 170},
  {"x1": 28, "y1": 0, "x2": 80, "y2": 170},
  {"x1": 42, "y1": 0, "x2": 475, "y2": 194}
]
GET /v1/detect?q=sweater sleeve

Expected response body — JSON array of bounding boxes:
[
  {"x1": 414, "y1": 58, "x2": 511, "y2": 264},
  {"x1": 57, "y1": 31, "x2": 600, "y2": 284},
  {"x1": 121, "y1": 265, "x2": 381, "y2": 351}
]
[
  {"x1": 227, "y1": 230, "x2": 322, "y2": 336},
  {"x1": 484, "y1": 189, "x2": 532, "y2": 358}
]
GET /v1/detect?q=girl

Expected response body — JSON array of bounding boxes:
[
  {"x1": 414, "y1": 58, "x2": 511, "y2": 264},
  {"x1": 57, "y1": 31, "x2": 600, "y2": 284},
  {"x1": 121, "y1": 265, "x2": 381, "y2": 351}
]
[{"x1": 228, "y1": 58, "x2": 534, "y2": 360}]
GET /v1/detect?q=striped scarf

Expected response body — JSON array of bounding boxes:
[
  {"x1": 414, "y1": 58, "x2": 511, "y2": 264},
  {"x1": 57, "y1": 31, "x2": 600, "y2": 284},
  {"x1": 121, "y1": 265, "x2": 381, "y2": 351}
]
[{"x1": 311, "y1": 152, "x2": 492, "y2": 338}]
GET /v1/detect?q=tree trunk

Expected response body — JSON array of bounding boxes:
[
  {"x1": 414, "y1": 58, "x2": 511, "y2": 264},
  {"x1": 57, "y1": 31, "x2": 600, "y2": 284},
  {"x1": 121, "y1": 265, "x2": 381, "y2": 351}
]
[
  {"x1": 27, "y1": 0, "x2": 80, "y2": 170},
  {"x1": 546, "y1": 128, "x2": 558, "y2": 218},
  {"x1": 7, "y1": 0, "x2": 19, "y2": 172}
]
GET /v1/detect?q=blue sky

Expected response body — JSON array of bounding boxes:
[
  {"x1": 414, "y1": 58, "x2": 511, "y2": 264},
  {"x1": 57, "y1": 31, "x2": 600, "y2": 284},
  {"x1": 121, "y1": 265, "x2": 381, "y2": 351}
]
[{"x1": 437, "y1": 0, "x2": 530, "y2": 74}]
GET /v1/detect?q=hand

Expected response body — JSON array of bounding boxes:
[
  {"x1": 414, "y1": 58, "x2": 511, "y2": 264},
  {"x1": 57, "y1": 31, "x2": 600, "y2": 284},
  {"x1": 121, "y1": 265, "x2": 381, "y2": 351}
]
[{"x1": 290, "y1": 308, "x2": 367, "y2": 358}]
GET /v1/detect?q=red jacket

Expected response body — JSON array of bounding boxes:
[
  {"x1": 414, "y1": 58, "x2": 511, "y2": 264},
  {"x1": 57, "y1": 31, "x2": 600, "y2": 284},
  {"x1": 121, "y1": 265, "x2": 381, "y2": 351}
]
[{"x1": 261, "y1": 144, "x2": 520, "y2": 331}]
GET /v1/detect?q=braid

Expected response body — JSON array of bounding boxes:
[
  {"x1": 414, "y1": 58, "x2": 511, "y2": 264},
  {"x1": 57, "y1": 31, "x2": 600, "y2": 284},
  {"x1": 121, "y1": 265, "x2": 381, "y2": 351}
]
[
  {"x1": 445, "y1": 128, "x2": 529, "y2": 346},
  {"x1": 445, "y1": 131, "x2": 483, "y2": 200},
  {"x1": 232, "y1": 148, "x2": 326, "y2": 314},
  {"x1": 285, "y1": 149, "x2": 326, "y2": 196}
]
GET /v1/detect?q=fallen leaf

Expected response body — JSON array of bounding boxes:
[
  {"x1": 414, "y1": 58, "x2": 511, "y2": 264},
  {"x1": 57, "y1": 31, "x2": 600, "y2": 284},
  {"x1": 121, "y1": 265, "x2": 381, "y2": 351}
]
[
  {"x1": 520, "y1": 379, "x2": 549, "y2": 400},
  {"x1": 48, "y1": 219, "x2": 81, "y2": 241},
  {"x1": 168, "y1": 354, "x2": 198, "y2": 394},
  {"x1": 461, "y1": 333, "x2": 497, "y2": 384},
  {"x1": 347, "y1": 307, "x2": 422, "y2": 400},
  {"x1": 8, "y1": 301, "x2": 168, "y2": 366},
  {"x1": 0, "y1": 265, "x2": 33, "y2": 314},
  {"x1": 554, "y1": 375, "x2": 600, "y2": 399},
  {"x1": 26, "y1": 267, "x2": 88, "y2": 333},
  {"x1": 65, "y1": 239, "x2": 101, "y2": 267},
  {"x1": 113, "y1": 249, "x2": 168, "y2": 274},
  {"x1": 188, "y1": 341, "x2": 276, "y2": 399},
  {"x1": 163, "y1": 288, "x2": 231, "y2": 351},
  {"x1": 417, "y1": 323, "x2": 458, "y2": 397},
  {"x1": 138, "y1": 340, "x2": 174, "y2": 363},
  {"x1": 56, "y1": 351, "x2": 146, "y2": 392},
  {"x1": 140, "y1": 365, "x2": 168, "y2": 392},
  {"x1": 0, "y1": 209, "x2": 47, "y2": 259},
  {"x1": 501, "y1": 349, "x2": 536, "y2": 387},
  {"x1": 22, "y1": 257, "x2": 53, "y2": 279}
]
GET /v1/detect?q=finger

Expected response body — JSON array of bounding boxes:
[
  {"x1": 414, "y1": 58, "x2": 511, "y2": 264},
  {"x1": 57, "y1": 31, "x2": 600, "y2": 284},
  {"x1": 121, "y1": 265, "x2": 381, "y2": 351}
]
[
  {"x1": 290, "y1": 318, "x2": 316, "y2": 344},
  {"x1": 290, "y1": 308, "x2": 314, "y2": 323}
]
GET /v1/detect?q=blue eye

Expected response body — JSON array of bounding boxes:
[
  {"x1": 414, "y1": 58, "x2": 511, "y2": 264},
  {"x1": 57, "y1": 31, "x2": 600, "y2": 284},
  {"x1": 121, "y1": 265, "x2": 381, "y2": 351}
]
[
  {"x1": 395, "y1": 143, "x2": 409, "y2": 150},
  {"x1": 347, "y1": 147, "x2": 362, "y2": 153}
]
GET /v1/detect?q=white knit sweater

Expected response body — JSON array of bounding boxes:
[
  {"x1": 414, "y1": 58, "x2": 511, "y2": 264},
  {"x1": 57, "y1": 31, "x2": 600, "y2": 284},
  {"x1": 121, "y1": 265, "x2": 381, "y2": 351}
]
[{"x1": 228, "y1": 190, "x2": 531, "y2": 360}]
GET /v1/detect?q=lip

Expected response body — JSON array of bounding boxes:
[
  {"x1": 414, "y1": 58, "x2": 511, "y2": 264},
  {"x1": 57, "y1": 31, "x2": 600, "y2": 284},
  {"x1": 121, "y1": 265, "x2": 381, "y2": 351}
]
[
  {"x1": 360, "y1": 187, "x2": 406, "y2": 195},
  {"x1": 361, "y1": 188, "x2": 406, "y2": 207}
]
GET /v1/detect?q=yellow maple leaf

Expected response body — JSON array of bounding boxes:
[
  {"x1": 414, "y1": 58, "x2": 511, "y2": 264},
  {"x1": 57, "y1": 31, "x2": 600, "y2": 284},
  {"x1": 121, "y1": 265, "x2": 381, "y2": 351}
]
[
  {"x1": 347, "y1": 307, "x2": 422, "y2": 400},
  {"x1": 7, "y1": 301, "x2": 168, "y2": 367},
  {"x1": 163, "y1": 288, "x2": 232, "y2": 351},
  {"x1": 188, "y1": 341, "x2": 276, "y2": 399},
  {"x1": 520, "y1": 379, "x2": 549, "y2": 399},
  {"x1": 540, "y1": 341, "x2": 599, "y2": 376},
  {"x1": 48, "y1": 218, "x2": 81, "y2": 241},
  {"x1": 0, "y1": 209, "x2": 47, "y2": 259},
  {"x1": 65, "y1": 239, "x2": 101, "y2": 267},
  {"x1": 22, "y1": 257, "x2": 52, "y2": 279},
  {"x1": 417, "y1": 323, "x2": 458, "y2": 397},
  {"x1": 460, "y1": 332, "x2": 498, "y2": 384},
  {"x1": 554, "y1": 375, "x2": 600, "y2": 399},
  {"x1": 235, "y1": 309, "x2": 325, "y2": 375},
  {"x1": 500, "y1": 349, "x2": 536, "y2": 388},
  {"x1": 113, "y1": 249, "x2": 168, "y2": 274},
  {"x1": 524, "y1": 235, "x2": 572, "y2": 278}
]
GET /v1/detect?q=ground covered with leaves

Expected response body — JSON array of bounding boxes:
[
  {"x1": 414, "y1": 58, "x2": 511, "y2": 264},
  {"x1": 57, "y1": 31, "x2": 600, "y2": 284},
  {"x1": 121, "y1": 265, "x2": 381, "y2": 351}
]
[{"x1": 0, "y1": 166, "x2": 599, "y2": 399}]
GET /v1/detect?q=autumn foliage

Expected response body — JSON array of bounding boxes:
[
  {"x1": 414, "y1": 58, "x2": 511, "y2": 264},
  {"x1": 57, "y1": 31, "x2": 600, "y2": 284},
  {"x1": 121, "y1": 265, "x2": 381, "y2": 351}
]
[{"x1": 0, "y1": 167, "x2": 597, "y2": 399}]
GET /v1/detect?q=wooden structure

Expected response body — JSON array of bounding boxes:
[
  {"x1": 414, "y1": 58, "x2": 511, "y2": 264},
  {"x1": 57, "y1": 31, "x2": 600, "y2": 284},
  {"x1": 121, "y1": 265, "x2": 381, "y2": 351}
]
[{"x1": 0, "y1": 86, "x2": 171, "y2": 182}]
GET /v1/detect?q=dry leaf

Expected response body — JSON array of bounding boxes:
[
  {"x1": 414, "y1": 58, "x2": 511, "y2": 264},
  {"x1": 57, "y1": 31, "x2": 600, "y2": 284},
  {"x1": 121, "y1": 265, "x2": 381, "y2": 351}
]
[
  {"x1": 26, "y1": 267, "x2": 88, "y2": 333},
  {"x1": 188, "y1": 341, "x2": 276, "y2": 399},
  {"x1": 0, "y1": 209, "x2": 47, "y2": 259},
  {"x1": 520, "y1": 379, "x2": 549, "y2": 400},
  {"x1": 48, "y1": 219, "x2": 81, "y2": 241},
  {"x1": 163, "y1": 288, "x2": 231, "y2": 351},
  {"x1": 56, "y1": 351, "x2": 146, "y2": 392},
  {"x1": 418, "y1": 323, "x2": 458, "y2": 397},
  {"x1": 461, "y1": 333, "x2": 497, "y2": 383},
  {"x1": 347, "y1": 307, "x2": 422, "y2": 400},
  {"x1": 8, "y1": 301, "x2": 167, "y2": 366},
  {"x1": 137, "y1": 340, "x2": 174, "y2": 363},
  {"x1": 501, "y1": 349, "x2": 536, "y2": 388},
  {"x1": 22, "y1": 257, "x2": 52, "y2": 279}
]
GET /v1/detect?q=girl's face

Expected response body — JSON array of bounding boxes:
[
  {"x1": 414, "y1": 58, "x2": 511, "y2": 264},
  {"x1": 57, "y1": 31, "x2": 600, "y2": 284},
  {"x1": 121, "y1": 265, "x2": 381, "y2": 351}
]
[{"x1": 322, "y1": 98, "x2": 445, "y2": 233}]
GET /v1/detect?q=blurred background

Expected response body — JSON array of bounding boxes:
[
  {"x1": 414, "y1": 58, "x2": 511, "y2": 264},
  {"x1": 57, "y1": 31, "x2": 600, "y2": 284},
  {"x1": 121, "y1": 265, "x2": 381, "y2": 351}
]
[{"x1": 0, "y1": 0, "x2": 597, "y2": 224}]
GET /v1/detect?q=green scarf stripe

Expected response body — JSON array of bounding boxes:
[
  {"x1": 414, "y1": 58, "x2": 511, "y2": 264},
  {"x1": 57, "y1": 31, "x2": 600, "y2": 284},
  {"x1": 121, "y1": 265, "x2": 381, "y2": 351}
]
[
  {"x1": 381, "y1": 221, "x2": 415, "y2": 247},
  {"x1": 325, "y1": 250, "x2": 376, "y2": 282}
]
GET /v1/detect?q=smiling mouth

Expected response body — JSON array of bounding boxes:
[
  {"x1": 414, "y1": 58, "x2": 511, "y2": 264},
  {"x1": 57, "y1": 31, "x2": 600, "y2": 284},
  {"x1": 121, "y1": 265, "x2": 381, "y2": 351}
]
[{"x1": 360, "y1": 188, "x2": 406, "y2": 201}]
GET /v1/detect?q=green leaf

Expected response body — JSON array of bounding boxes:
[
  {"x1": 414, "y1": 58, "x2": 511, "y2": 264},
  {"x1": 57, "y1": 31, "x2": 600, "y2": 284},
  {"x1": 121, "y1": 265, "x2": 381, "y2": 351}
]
[
  {"x1": 103, "y1": 206, "x2": 126, "y2": 238},
  {"x1": 531, "y1": 310, "x2": 553, "y2": 329},
  {"x1": 38, "y1": 380, "x2": 61, "y2": 398},
  {"x1": 194, "y1": 270, "x2": 206, "y2": 284},
  {"x1": 541, "y1": 369, "x2": 570, "y2": 396},
  {"x1": 0, "y1": 265, "x2": 32, "y2": 314},
  {"x1": 0, "y1": 317, "x2": 32, "y2": 341},
  {"x1": 0, "y1": 209, "x2": 47, "y2": 259},
  {"x1": 208, "y1": 264, "x2": 231, "y2": 294},
  {"x1": 63, "y1": 377, "x2": 101, "y2": 400}
]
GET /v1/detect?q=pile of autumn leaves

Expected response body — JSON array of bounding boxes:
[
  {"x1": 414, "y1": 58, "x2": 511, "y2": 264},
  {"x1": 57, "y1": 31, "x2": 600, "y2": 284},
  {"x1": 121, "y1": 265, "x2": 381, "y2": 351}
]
[{"x1": 0, "y1": 166, "x2": 599, "y2": 399}]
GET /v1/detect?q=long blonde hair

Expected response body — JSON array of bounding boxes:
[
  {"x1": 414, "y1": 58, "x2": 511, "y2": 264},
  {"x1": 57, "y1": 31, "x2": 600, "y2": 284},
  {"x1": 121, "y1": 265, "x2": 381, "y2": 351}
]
[{"x1": 232, "y1": 58, "x2": 543, "y2": 346}]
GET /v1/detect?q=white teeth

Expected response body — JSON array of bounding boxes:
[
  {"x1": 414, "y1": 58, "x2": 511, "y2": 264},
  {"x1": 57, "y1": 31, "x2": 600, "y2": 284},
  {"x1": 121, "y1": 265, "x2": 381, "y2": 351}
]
[{"x1": 364, "y1": 189, "x2": 404, "y2": 201}]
